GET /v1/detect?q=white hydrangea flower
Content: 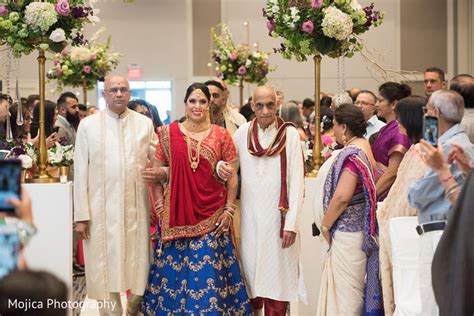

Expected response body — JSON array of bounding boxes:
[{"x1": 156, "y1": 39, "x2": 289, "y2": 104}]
[
  {"x1": 350, "y1": 0, "x2": 363, "y2": 10},
  {"x1": 24, "y1": 2, "x2": 57, "y2": 33},
  {"x1": 18, "y1": 155, "x2": 32, "y2": 169},
  {"x1": 49, "y1": 28, "x2": 66, "y2": 43},
  {"x1": 321, "y1": 6, "x2": 353, "y2": 41},
  {"x1": 70, "y1": 46, "x2": 93, "y2": 63},
  {"x1": 245, "y1": 59, "x2": 252, "y2": 67}
]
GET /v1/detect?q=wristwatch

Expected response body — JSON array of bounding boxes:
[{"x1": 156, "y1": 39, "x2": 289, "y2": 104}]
[{"x1": 320, "y1": 225, "x2": 329, "y2": 233}]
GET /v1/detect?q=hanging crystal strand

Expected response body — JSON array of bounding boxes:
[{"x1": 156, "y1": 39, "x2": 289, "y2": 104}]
[
  {"x1": 341, "y1": 57, "x2": 347, "y2": 93},
  {"x1": 337, "y1": 57, "x2": 341, "y2": 94},
  {"x1": 5, "y1": 109, "x2": 13, "y2": 143},
  {"x1": 15, "y1": 79, "x2": 24, "y2": 126},
  {"x1": 6, "y1": 48, "x2": 12, "y2": 95}
]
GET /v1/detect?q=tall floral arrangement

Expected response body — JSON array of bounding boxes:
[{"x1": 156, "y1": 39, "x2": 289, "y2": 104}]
[
  {"x1": 47, "y1": 29, "x2": 121, "y2": 90},
  {"x1": 0, "y1": 0, "x2": 98, "y2": 57},
  {"x1": 264, "y1": 0, "x2": 383, "y2": 60},
  {"x1": 211, "y1": 25, "x2": 274, "y2": 86}
]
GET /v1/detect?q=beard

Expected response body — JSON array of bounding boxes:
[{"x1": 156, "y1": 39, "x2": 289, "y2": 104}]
[{"x1": 66, "y1": 111, "x2": 81, "y2": 130}]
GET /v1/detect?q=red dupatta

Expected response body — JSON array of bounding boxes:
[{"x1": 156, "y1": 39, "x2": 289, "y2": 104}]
[
  {"x1": 156, "y1": 122, "x2": 236, "y2": 242},
  {"x1": 247, "y1": 117, "x2": 294, "y2": 237}
]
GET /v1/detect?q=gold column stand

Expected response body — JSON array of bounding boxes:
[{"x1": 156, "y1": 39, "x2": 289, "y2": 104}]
[
  {"x1": 31, "y1": 49, "x2": 59, "y2": 183},
  {"x1": 306, "y1": 55, "x2": 323, "y2": 178},
  {"x1": 239, "y1": 78, "x2": 244, "y2": 108},
  {"x1": 83, "y1": 81, "x2": 88, "y2": 105}
]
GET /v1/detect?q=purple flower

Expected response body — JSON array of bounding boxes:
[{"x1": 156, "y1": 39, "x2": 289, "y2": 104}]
[
  {"x1": 228, "y1": 52, "x2": 238, "y2": 61},
  {"x1": 267, "y1": 19, "x2": 276, "y2": 33},
  {"x1": 55, "y1": 68, "x2": 63, "y2": 75},
  {"x1": 71, "y1": 6, "x2": 91, "y2": 18},
  {"x1": 0, "y1": 6, "x2": 8, "y2": 17},
  {"x1": 238, "y1": 66, "x2": 247, "y2": 75},
  {"x1": 54, "y1": 59, "x2": 60, "y2": 66},
  {"x1": 83, "y1": 65, "x2": 92, "y2": 74},
  {"x1": 311, "y1": 0, "x2": 323, "y2": 9},
  {"x1": 301, "y1": 20, "x2": 314, "y2": 33},
  {"x1": 55, "y1": 0, "x2": 71, "y2": 16},
  {"x1": 58, "y1": 137, "x2": 68, "y2": 146}
]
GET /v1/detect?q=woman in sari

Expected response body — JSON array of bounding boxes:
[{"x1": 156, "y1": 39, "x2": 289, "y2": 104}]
[
  {"x1": 141, "y1": 83, "x2": 251, "y2": 315},
  {"x1": 376, "y1": 96, "x2": 426, "y2": 315},
  {"x1": 317, "y1": 104, "x2": 383, "y2": 316},
  {"x1": 371, "y1": 82, "x2": 412, "y2": 200}
]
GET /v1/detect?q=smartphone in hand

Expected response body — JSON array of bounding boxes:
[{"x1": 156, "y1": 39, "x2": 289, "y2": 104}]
[
  {"x1": 0, "y1": 159, "x2": 22, "y2": 213},
  {"x1": 0, "y1": 224, "x2": 20, "y2": 278},
  {"x1": 423, "y1": 116, "x2": 438, "y2": 147}
]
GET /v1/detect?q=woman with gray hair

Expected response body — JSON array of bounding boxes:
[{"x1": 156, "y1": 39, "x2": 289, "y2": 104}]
[{"x1": 280, "y1": 101, "x2": 307, "y2": 141}]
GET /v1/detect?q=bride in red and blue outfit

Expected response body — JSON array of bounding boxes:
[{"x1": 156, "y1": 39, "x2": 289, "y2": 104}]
[{"x1": 141, "y1": 83, "x2": 251, "y2": 315}]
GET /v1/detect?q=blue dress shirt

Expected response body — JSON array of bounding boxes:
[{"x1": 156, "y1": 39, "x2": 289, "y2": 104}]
[
  {"x1": 365, "y1": 115, "x2": 386, "y2": 139},
  {"x1": 408, "y1": 124, "x2": 474, "y2": 224}
]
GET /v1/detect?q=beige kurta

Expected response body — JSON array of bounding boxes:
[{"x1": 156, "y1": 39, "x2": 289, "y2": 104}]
[
  {"x1": 74, "y1": 108, "x2": 157, "y2": 299},
  {"x1": 234, "y1": 121, "x2": 305, "y2": 302}
]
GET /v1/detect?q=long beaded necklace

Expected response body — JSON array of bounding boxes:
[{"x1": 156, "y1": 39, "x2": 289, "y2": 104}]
[{"x1": 182, "y1": 121, "x2": 210, "y2": 172}]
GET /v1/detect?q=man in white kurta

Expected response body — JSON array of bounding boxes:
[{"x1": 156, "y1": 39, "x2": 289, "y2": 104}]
[
  {"x1": 74, "y1": 76, "x2": 157, "y2": 316},
  {"x1": 234, "y1": 86, "x2": 305, "y2": 315}
]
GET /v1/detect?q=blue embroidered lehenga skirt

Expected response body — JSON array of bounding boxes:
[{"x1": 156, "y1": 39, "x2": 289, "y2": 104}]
[{"x1": 141, "y1": 230, "x2": 252, "y2": 315}]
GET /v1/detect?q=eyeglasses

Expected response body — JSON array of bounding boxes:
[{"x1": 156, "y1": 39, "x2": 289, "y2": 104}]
[
  {"x1": 105, "y1": 87, "x2": 130, "y2": 94},
  {"x1": 354, "y1": 101, "x2": 375, "y2": 106}
]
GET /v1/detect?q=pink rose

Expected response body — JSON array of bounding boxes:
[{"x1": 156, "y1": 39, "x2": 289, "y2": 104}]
[
  {"x1": 301, "y1": 20, "x2": 314, "y2": 33},
  {"x1": 267, "y1": 19, "x2": 276, "y2": 33},
  {"x1": 54, "y1": 59, "x2": 60, "y2": 66},
  {"x1": 238, "y1": 66, "x2": 247, "y2": 75},
  {"x1": 311, "y1": 0, "x2": 323, "y2": 9},
  {"x1": 61, "y1": 47, "x2": 68, "y2": 56},
  {"x1": 228, "y1": 52, "x2": 238, "y2": 61},
  {"x1": 55, "y1": 68, "x2": 63, "y2": 75},
  {"x1": 90, "y1": 53, "x2": 97, "y2": 60},
  {"x1": 0, "y1": 6, "x2": 8, "y2": 17},
  {"x1": 83, "y1": 65, "x2": 92, "y2": 74},
  {"x1": 55, "y1": 0, "x2": 71, "y2": 16}
]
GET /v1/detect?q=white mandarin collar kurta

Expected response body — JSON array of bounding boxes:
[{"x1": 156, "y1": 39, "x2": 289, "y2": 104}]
[
  {"x1": 234, "y1": 121, "x2": 305, "y2": 302},
  {"x1": 74, "y1": 108, "x2": 157, "y2": 299}
]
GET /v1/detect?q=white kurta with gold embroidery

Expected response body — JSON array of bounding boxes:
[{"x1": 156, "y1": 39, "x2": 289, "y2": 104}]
[
  {"x1": 74, "y1": 108, "x2": 157, "y2": 299},
  {"x1": 234, "y1": 121, "x2": 305, "y2": 302}
]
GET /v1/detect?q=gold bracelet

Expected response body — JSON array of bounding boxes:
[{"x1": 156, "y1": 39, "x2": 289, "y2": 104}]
[
  {"x1": 224, "y1": 210, "x2": 235, "y2": 219},
  {"x1": 224, "y1": 202, "x2": 237, "y2": 209}
]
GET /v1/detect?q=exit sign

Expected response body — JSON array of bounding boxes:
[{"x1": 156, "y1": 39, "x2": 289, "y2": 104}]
[{"x1": 128, "y1": 67, "x2": 142, "y2": 79}]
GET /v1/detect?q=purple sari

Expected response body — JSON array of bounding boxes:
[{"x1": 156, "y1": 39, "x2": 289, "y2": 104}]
[
  {"x1": 323, "y1": 146, "x2": 383, "y2": 316},
  {"x1": 371, "y1": 120, "x2": 411, "y2": 200}
]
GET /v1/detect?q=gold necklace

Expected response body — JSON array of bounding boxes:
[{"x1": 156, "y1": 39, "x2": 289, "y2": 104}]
[
  {"x1": 345, "y1": 136, "x2": 358, "y2": 146},
  {"x1": 182, "y1": 123, "x2": 210, "y2": 172},
  {"x1": 184, "y1": 120, "x2": 211, "y2": 133},
  {"x1": 186, "y1": 132, "x2": 201, "y2": 171}
]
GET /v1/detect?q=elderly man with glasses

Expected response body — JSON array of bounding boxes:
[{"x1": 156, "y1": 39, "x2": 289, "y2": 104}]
[
  {"x1": 355, "y1": 89, "x2": 386, "y2": 139},
  {"x1": 74, "y1": 75, "x2": 158, "y2": 316}
]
